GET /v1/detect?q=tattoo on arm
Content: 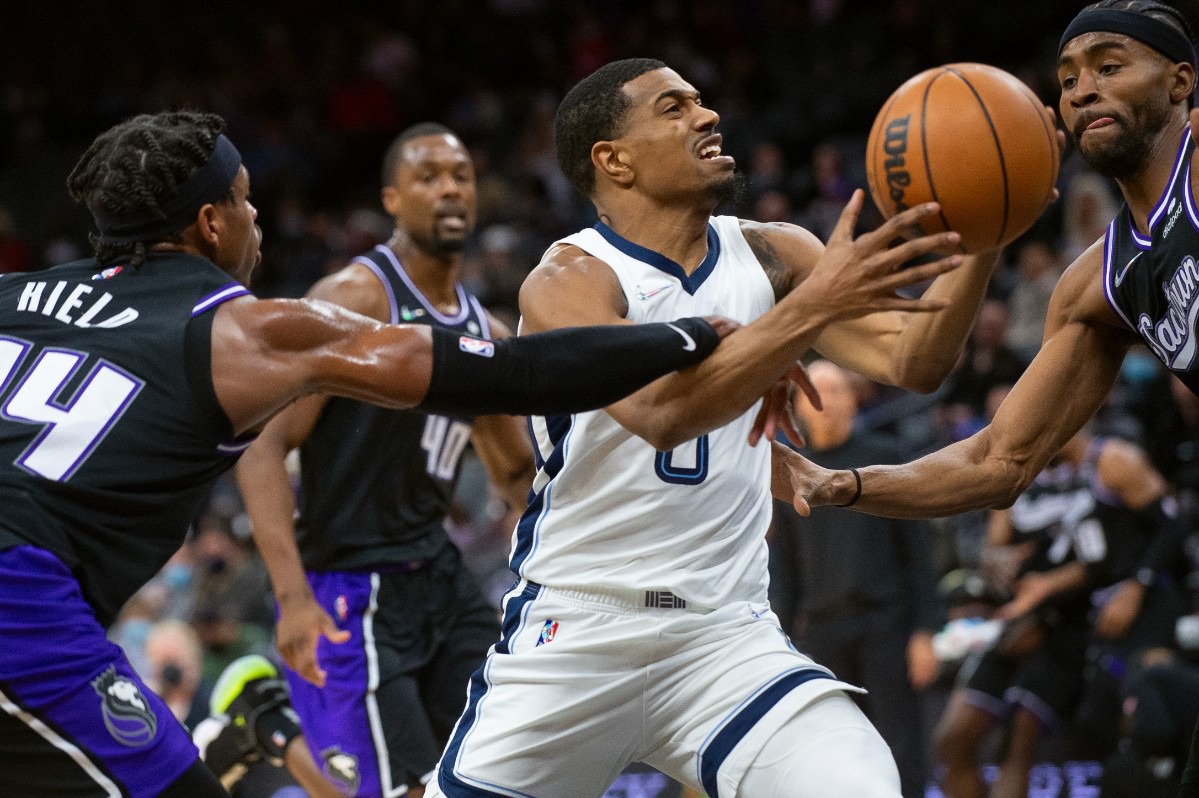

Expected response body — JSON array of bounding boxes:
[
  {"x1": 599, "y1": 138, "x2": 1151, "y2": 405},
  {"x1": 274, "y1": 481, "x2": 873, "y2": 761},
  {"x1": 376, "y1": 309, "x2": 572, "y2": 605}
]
[{"x1": 742, "y1": 226, "x2": 793, "y2": 301}]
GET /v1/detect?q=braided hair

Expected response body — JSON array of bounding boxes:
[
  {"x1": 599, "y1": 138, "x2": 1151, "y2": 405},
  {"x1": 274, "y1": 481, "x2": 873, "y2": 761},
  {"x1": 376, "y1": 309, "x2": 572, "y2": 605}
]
[
  {"x1": 66, "y1": 111, "x2": 228, "y2": 266},
  {"x1": 1081, "y1": 0, "x2": 1196, "y2": 47}
]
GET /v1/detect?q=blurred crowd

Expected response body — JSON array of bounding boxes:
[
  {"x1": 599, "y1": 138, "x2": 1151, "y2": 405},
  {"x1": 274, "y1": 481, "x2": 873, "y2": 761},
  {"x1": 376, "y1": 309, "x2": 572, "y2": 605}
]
[{"x1": 8, "y1": 0, "x2": 1199, "y2": 795}]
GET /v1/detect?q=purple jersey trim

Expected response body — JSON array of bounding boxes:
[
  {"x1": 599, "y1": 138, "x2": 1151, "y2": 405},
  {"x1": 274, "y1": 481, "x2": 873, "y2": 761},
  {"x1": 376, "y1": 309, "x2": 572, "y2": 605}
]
[
  {"x1": 375, "y1": 245, "x2": 471, "y2": 326},
  {"x1": 354, "y1": 255, "x2": 400, "y2": 325},
  {"x1": 1139, "y1": 131, "x2": 1192, "y2": 241},
  {"x1": 190, "y1": 282, "x2": 251, "y2": 317},
  {"x1": 468, "y1": 295, "x2": 493, "y2": 339},
  {"x1": 1186, "y1": 162, "x2": 1199, "y2": 232}
]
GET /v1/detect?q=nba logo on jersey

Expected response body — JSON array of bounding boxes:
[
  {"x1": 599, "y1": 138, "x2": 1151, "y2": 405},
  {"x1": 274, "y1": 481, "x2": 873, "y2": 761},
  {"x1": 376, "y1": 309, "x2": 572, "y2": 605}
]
[
  {"x1": 458, "y1": 336, "x2": 495, "y2": 357},
  {"x1": 335, "y1": 594, "x2": 348, "y2": 623},
  {"x1": 92, "y1": 265, "x2": 123, "y2": 280},
  {"x1": 536, "y1": 620, "x2": 559, "y2": 647}
]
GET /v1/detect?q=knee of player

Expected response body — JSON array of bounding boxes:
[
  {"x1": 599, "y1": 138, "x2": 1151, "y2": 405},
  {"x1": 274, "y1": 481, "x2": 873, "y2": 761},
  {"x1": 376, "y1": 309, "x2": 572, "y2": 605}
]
[{"x1": 932, "y1": 712, "x2": 979, "y2": 764}]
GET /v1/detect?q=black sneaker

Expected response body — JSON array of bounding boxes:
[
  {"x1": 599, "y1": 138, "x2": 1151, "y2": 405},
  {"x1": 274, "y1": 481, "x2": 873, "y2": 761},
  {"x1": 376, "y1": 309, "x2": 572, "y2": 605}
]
[{"x1": 196, "y1": 655, "x2": 303, "y2": 785}]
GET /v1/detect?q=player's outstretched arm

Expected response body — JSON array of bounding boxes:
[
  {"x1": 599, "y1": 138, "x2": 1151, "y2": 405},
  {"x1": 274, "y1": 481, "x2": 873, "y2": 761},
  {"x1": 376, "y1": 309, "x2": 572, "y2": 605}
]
[
  {"x1": 800, "y1": 106, "x2": 1064, "y2": 392},
  {"x1": 522, "y1": 192, "x2": 962, "y2": 451},
  {"x1": 209, "y1": 296, "x2": 727, "y2": 437},
  {"x1": 745, "y1": 220, "x2": 997, "y2": 394},
  {"x1": 782, "y1": 248, "x2": 1134, "y2": 518},
  {"x1": 236, "y1": 394, "x2": 349, "y2": 687}
]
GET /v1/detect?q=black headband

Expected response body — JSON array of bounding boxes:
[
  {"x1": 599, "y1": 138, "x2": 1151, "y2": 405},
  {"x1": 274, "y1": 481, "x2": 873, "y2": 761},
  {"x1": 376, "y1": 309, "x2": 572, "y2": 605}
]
[
  {"x1": 1059, "y1": 8, "x2": 1196, "y2": 66},
  {"x1": 92, "y1": 133, "x2": 243, "y2": 244}
]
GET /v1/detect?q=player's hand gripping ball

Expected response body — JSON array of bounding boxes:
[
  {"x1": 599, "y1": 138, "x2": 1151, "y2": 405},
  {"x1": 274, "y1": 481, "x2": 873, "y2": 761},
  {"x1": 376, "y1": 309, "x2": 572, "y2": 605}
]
[{"x1": 866, "y1": 63, "x2": 1060, "y2": 254}]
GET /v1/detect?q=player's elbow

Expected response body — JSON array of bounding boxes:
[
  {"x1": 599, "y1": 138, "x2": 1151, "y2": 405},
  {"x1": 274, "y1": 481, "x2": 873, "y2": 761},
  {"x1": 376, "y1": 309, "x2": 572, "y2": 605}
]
[
  {"x1": 634, "y1": 414, "x2": 702, "y2": 452},
  {"x1": 889, "y1": 356, "x2": 953, "y2": 395},
  {"x1": 987, "y1": 460, "x2": 1038, "y2": 509},
  {"x1": 642, "y1": 427, "x2": 690, "y2": 453}
]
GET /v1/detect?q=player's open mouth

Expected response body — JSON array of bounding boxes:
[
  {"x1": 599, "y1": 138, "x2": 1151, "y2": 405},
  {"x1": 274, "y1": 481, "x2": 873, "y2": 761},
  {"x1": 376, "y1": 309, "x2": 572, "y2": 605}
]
[
  {"x1": 697, "y1": 137, "x2": 734, "y2": 166},
  {"x1": 436, "y1": 214, "x2": 467, "y2": 232}
]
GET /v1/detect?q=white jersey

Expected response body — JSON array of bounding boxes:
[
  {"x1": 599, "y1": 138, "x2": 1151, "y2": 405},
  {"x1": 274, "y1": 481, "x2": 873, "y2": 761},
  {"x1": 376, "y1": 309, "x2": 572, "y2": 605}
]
[{"x1": 512, "y1": 215, "x2": 777, "y2": 608}]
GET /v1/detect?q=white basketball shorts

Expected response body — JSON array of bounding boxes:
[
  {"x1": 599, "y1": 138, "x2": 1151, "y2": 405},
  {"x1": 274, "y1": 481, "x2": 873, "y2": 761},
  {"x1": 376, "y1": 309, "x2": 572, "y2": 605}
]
[{"x1": 426, "y1": 579, "x2": 870, "y2": 798}]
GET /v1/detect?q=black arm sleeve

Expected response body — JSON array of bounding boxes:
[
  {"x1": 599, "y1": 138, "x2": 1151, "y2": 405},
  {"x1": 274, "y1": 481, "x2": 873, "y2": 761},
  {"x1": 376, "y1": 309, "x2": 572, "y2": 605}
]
[{"x1": 417, "y1": 317, "x2": 720, "y2": 417}]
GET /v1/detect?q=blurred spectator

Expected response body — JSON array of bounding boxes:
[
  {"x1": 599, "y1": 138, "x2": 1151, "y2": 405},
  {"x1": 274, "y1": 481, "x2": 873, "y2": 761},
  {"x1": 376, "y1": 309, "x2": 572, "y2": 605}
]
[
  {"x1": 188, "y1": 518, "x2": 274, "y2": 684},
  {"x1": 144, "y1": 620, "x2": 211, "y2": 730},
  {"x1": 940, "y1": 299, "x2": 1028, "y2": 439},
  {"x1": 770, "y1": 361, "x2": 942, "y2": 798},
  {"x1": 1004, "y1": 240, "x2": 1063, "y2": 361},
  {"x1": 935, "y1": 431, "x2": 1184, "y2": 798},
  {"x1": 1060, "y1": 171, "x2": 1121, "y2": 264},
  {"x1": 1100, "y1": 649, "x2": 1199, "y2": 798},
  {"x1": 800, "y1": 140, "x2": 858, "y2": 241},
  {"x1": 0, "y1": 208, "x2": 31, "y2": 273},
  {"x1": 751, "y1": 188, "x2": 797, "y2": 224}
]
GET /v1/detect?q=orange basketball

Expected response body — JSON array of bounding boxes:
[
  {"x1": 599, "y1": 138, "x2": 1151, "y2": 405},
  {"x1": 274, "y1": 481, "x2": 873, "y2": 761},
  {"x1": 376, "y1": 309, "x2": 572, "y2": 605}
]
[{"x1": 865, "y1": 63, "x2": 1059, "y2": 254}]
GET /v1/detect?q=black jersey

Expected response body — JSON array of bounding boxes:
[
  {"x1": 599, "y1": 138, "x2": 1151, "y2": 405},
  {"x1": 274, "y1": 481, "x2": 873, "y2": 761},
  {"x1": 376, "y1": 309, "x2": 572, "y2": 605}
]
[
  {"x1": 295, "y1": 245, "x2": 493, "y2": 571},
  {"x1": 1010, "y1": 439, "x2": 1160, "y2": 602},
  {"x1": 1104, "y1": 132, "x2": 1199, "y2": 396},
  {"x1": 0, "y1": 253, "x2": 251, "y2": 625}
]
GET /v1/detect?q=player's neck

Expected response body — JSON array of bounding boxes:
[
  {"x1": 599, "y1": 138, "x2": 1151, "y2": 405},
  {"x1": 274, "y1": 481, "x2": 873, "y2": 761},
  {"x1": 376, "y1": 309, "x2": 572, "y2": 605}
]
[
  {"x1": 388, "y1": 237, "x2": 463, "y2": 311},
  {"x1": 596, "y1": 201, "x2": 716, "y2": 274},
  {"x1": 1118, "y1": 118, "x2": 1190, "y2": 235}
]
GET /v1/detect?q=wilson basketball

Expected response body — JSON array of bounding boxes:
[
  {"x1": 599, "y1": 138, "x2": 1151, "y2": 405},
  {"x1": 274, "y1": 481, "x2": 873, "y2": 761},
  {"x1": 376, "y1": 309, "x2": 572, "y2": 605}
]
[{"x1": 866, "y1": 63, "x2": 1059, "y2": 253}]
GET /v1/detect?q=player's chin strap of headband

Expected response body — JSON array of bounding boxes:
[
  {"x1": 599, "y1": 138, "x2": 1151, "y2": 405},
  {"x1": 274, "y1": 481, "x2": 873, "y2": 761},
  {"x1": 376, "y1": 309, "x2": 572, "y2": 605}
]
[
  {"x1": 1058, "y1": 9, "x2": 1197, "y2": 67},
  {"x1": 91, "y1": 134, "x2": 243, "y2": 245}
]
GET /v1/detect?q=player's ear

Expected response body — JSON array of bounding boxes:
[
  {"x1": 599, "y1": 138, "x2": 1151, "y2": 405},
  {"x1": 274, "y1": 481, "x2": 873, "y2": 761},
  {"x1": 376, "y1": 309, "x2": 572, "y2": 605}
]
[
  {"x1": 381, "y1": 186, "x2": 401, "y2": 217},
  {"x1": 193, "y1": 204, "x2": 221, "y2": 248},
  {"x1": 1169, "y1": 61, "x2": 1195, "y2": 104},
  {"x1": 592, "y1": 141, "x2": 634, "y2": 188}
]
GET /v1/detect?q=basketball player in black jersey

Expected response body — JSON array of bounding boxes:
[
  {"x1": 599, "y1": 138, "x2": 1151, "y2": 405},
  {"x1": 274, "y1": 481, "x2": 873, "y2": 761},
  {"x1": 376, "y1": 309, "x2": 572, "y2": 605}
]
[
  {"x1": 933, "y1": 431, "x2": 1183, "y2": 798},
  {"x1": 0, "y1": 110, "x2": 741, "y2": 798},
  {"x1": 234, "y1": 123, "x2": 533, "y2": 798},
  {"x1": 781, "y1": 2, "x2": 1199, "y2": 795}
]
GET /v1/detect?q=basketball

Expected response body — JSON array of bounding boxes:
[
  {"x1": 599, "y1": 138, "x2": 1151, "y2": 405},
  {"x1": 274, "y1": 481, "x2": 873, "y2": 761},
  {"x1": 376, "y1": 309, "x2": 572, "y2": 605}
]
[{"x1": 865, "y1": 63, "x2": 1059, "y2": 253}]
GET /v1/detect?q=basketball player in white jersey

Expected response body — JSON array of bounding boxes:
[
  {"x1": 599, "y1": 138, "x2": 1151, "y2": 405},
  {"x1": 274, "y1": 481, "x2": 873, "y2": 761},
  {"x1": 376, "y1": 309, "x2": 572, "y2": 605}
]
[{"x1": 424, "y1": 58, "x2": 1044, "y2": 798}]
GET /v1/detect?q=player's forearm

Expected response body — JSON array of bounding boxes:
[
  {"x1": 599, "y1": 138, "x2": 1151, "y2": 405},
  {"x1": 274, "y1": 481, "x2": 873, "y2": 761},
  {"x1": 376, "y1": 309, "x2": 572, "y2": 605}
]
[
  {"x1": 418, "y1": 317, "x2": 721, "y2": 418},
  {"x1": 1042, "y1": 561, "x2": 1089, "y2": 596},
  {"x1": 236, "y1": 448, "x2": 312, "y2": 607},
  {"x1": 628, "y1": 295, "x2": 833, "y2": 449},
  {"x1": 888, "y1": 250, "x2": 999, "y2": 391},
  {"x1": 814, "y1": 432, "x2": 1028, "y2": 519}
]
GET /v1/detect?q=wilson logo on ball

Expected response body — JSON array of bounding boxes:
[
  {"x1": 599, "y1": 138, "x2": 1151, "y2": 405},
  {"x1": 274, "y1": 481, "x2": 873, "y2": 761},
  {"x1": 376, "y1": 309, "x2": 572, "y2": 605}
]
[
  {"x1": 867, "y1": 63, "x2": 1059, "y2": 254},
  {"x1": 882, "y1": 115, "x2": 912, "y2": 211}
]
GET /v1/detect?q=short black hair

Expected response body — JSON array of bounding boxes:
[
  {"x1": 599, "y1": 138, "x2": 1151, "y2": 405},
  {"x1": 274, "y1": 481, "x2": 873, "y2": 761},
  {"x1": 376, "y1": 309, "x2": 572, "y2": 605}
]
[
  {"x1": 554, "y1": 58, "x2": 667, "y2": 198},
  {"x1": 66, "y1": 111, "x2": 228, "y2": 266},
  {"x1": 381, "y1": 122, "x2": 458, "y2": 187},
  {"x1": 1080, "y1": 0, "x2": 1197, "y2": 48}
]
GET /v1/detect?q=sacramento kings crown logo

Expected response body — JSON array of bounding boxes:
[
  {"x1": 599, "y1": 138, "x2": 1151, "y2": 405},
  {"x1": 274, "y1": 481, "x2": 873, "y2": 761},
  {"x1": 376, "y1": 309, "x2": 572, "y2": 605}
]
[
  {"x1": 322, "y1": 746, "x2": 361, "y2": 795},
  {"x1": 91, "y1": 666, "x2": 157, "y2": 747}
]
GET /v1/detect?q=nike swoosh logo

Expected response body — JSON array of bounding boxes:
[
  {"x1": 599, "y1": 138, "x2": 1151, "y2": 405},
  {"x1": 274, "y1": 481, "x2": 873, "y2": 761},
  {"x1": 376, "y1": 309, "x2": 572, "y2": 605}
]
[
  {"x1": 666, "y1": 323, "x2": 696, "y2": 351},
  {"x1": 1114, "y1": 252, "x2": 1143, "y2": 287},
  {"x1": 636, "y1": 284, "x2": 675, "y2": 300}
]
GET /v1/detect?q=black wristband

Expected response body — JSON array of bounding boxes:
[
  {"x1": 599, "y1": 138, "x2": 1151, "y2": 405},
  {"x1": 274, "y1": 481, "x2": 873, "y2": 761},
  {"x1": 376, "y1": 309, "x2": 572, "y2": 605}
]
[
  {"x1": 835, "y1": 468, "x2": 862, "y2": 507},
  {"x1": 419, "y1": 317, "x2": 720, "y2": 417}
]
